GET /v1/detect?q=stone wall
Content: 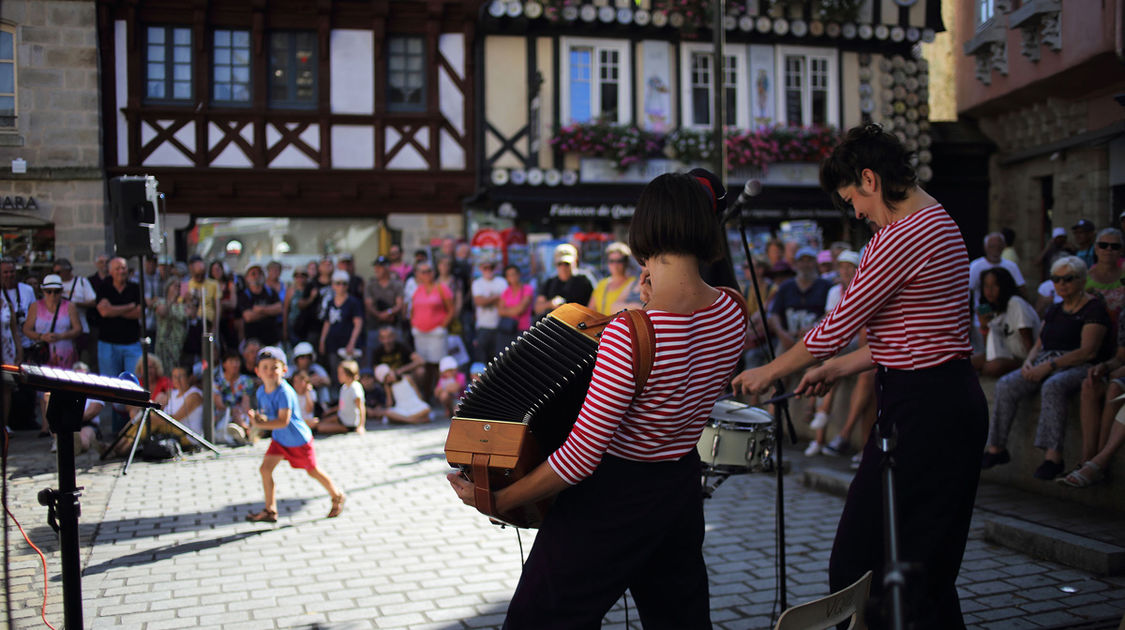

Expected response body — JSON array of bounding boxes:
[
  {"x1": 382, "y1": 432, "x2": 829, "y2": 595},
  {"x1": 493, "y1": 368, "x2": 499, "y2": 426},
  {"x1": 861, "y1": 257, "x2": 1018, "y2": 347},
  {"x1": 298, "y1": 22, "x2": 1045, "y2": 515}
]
[
  {"x1": 0, "y1": 0, "x2": 107, "y2": 276},
  {"x1": 976, "y1": 98, "x2": 1113, "y2": 280}
]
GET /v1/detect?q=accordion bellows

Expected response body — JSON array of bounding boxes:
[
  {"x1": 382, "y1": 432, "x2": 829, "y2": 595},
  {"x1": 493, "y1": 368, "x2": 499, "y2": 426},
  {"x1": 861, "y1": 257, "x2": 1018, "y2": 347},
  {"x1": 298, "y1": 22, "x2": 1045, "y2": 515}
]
[{"x1": 445, "y1": 303, "x2": 608, "y2": 528}]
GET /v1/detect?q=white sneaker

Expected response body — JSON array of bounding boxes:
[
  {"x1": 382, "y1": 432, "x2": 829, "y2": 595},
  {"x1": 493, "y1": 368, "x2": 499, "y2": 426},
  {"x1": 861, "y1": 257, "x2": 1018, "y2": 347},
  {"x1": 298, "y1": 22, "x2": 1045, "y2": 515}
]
[
  {"x1": 225, "y1": 423, "x2": 248, "y2": 445},
  {"x1": 810, "y1": 411, "x2": 829, "y2": 430},
  {"x1": 850, "y1": 453, "x2": 862, "y2": 470},
  {"x1": 804, "y1": 441, "x2": 822, "y2": 457}
]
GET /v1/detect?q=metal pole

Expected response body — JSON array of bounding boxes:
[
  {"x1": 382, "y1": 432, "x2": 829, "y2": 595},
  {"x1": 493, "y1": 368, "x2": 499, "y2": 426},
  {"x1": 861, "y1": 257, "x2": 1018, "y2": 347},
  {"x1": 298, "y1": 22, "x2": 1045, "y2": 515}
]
[
  {"x1": 45, "y1": 392, "x2": 86, "y2": 630},
  {"x1": 200, "y1": 288, "x2": 214, "y2": 444},
  {"x1": 711, "y1": 0, "x2": 727, "y2": 184}
]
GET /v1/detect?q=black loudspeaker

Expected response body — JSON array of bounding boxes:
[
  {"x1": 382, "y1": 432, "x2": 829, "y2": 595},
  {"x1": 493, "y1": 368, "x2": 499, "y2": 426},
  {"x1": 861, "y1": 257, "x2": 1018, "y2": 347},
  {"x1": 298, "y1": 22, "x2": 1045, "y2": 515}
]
[{"x1": 109, "y1": 176, "x2": 156, "y2": 258}]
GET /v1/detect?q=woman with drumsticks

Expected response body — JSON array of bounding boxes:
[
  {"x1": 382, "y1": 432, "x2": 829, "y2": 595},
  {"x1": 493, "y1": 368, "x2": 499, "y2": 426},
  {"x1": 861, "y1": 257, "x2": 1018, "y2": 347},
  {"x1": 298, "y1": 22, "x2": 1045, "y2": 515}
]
[
  {"x1": 732, "y1": 124, "x2": 987, "y2": 629},
  {"x1": 448, "y1": 171, "x2": 747, "y2": 628}
]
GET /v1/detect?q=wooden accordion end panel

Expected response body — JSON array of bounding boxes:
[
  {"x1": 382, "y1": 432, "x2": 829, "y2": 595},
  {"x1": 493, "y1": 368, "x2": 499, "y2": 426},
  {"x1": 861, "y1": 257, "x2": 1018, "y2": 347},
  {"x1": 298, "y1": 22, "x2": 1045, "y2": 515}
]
[{"x1": 445, "y1": 303, "x2": 608, "y2": 528}]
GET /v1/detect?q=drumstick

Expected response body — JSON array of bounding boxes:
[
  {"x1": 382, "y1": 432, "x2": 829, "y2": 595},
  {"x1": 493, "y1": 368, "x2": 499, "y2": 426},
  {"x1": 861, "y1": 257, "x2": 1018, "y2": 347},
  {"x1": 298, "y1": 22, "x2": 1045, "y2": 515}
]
[{"x1": 758, "y1": 391, "x2": 798, "y2": 406}]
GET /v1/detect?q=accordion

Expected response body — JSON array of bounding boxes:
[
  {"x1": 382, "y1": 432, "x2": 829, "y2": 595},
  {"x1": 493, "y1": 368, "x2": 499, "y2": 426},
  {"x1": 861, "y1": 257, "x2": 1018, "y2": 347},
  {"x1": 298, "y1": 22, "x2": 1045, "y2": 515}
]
[{"x1": 444, "y1": 303, "x2": 653, "y2": 528}]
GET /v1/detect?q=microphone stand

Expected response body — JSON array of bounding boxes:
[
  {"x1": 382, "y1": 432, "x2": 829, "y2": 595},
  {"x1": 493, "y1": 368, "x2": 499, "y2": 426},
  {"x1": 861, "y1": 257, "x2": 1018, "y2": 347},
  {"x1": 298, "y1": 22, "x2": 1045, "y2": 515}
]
[{"x1": 730, "y1": 201, "x2": 798, "y2": 612}]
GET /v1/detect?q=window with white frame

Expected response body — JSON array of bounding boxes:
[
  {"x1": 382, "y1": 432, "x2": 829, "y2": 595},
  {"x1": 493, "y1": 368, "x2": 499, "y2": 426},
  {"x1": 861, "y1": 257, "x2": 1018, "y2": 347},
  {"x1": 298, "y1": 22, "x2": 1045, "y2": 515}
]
[
  {"x1": 679, "y1": 43, "x2": 748, "y2": 130},
  {"x1": 775, "y1": 46, "x2": 837, "y2": 128},
  {"x1": 269, "y1": 31, "x2": 317, "y2": 109},
  {"x1": 145, "y1": 25, "x2": 193, "y2": 103},
  {"x1": 387, "y1": 35, "x2": 426, "y2": 112},
  {"x1": 559, "y1": 38, "x2": 630, "y2": 124},
  {"x1": 0, "y1": 25, "x2": 15, "y2": 128},
  {"x1": 213, "y1": 29, "x2": 251, "y2": 104},
  {"x1": 977, "y1": 0, "x2": 995, "y2": 25}
]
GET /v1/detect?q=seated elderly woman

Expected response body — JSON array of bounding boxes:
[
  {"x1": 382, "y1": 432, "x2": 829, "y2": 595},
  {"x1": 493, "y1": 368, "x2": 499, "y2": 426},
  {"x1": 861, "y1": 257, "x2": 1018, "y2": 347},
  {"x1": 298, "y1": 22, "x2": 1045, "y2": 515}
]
[
  {"x1": 972, "y1": 267, "x2": 1041, "y2": 377},
  {"x1": 983, "y1": 256, "x2": 1110, "y2": 480}
]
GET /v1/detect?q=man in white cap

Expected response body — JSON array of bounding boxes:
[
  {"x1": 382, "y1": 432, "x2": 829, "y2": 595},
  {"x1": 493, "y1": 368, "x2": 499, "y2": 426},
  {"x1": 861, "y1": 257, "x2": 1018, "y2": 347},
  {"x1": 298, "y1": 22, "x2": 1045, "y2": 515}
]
[
  {"x1": 471, "y1": 257, "x2": 507, "y2": 362},
  {"x1": 534, "y1": 244, "x2": 593, "y2": 317},
  {"x1": 1038, "y1": 226, "x2": 1074, "y2": 282},
  {"x1": 968, "y1": 232, "x2": 1026, "y2": 311},
  {"x1": 319, "y1": 270, "x2": 363, "y2": 386}
]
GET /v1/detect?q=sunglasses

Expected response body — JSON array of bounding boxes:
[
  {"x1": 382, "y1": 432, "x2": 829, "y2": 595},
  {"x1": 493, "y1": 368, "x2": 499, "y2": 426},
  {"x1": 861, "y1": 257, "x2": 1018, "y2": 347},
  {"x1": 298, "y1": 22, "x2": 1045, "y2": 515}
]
[
  {"x1": 42, "y1": 288, "x2": 61, "y2": 294},
  {"x1": 1050, "y1": 274, "x2": 1078, "y2": 283},
  {"x1": 608, "y1": 258, "x2": 626, "y2": 264},
  {"x1": 333, "y1": 281, "x2": 348, "y2": 286},
  {"x1": 1097, "y1": 242, "x2": 1123, "y2": 250}
]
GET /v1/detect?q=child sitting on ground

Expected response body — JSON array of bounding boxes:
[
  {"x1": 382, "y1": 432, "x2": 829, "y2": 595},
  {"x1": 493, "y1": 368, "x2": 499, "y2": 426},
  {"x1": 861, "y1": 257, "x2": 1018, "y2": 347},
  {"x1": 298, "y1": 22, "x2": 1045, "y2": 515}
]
[
  {"x1": 375, "y1": 362, "x2": 432, "y2": 424},
  {"x1": 316, "y1": 360, "x2": 366, "y2": 435},
  {"x1": 246, "y1": 346, "x2": 346, "y2": 523},
  {"x1": 290, "y1": 370, "x2": 321, "y2": 433},
  {"x1": 358, "y1": 367, "x2": 387, "y2": 422},
  {"x1": 433, "y1": 355, "x2": 467, "y2": 419}
]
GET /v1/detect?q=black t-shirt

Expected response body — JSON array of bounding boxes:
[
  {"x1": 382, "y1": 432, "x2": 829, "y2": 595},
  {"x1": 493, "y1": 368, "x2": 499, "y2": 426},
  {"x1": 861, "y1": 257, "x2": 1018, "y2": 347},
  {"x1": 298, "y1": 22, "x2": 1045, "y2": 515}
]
[
  {"x1": 324, "y1": 295, "x2": 363, "y2": 352},
  {"x1": 538, "y1": 275, "x2": 593, "y2": 308},
  {"x1": 296, "y1": 278, "x2": 329, "y2": 338},
  {"x1": 769, "y1": 277, "x2": 832, "y2": 334},
  {"x1": 96, "y1": 281, "x2": 141, "y2": 344},
  {"x1": 371, "y1": 340, "x2": 415, "y2": 371},
  {"x1": 1040, "y1": 299, "x2": 1111, "y2": 354},
  {"x1": 238, "y1": 285, "x2": 281, "y2": 346}
]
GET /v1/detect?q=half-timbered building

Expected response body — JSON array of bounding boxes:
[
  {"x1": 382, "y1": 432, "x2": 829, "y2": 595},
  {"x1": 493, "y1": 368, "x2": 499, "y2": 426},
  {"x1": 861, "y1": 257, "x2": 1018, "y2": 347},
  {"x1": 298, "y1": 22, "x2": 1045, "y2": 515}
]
[
  {"x1": 471, "y1": 0, "x2": 949, "y2": 270},
  {"x1": 96, "y1": 0, "x2": 480, "y2": 262}
]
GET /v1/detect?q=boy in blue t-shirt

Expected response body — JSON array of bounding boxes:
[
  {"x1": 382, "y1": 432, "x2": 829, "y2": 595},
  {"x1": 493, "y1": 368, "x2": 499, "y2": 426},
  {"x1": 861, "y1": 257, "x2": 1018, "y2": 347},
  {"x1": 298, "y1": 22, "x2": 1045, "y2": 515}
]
[{"x1": 246, "y1": 346, "x2": 346, "y2": 522}]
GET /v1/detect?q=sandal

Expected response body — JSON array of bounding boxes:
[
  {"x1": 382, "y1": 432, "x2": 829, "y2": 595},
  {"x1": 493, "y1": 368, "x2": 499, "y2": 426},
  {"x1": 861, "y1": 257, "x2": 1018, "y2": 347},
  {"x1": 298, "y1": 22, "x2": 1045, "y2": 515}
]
[
  {"x1": 327, "y1": 493, "x2": 346, "y2": 518},
  {"x1": 245, "y1": 508, "x2": 278, "y2": 523},
  {"x1": 1057, "y1": 461, "x2": 1105, "y2": 488}
]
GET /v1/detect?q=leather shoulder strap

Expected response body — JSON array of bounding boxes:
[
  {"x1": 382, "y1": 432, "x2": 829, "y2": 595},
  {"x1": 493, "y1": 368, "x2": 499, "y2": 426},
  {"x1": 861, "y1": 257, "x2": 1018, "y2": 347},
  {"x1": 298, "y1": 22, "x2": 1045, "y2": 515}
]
[{"x1": 621, "y1": 309, "x2": 656, "y2": 393}]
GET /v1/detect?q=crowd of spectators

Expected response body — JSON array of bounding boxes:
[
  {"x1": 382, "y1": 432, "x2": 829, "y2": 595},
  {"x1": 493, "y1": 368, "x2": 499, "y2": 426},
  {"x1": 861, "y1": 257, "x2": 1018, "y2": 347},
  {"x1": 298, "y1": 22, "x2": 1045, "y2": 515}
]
[
  {"x1": 976, "y1": 216, "x2": 1125, "y2": 488},
  {"x1": 6, "y1": 215, "x2": 1125, "y2": 489}
]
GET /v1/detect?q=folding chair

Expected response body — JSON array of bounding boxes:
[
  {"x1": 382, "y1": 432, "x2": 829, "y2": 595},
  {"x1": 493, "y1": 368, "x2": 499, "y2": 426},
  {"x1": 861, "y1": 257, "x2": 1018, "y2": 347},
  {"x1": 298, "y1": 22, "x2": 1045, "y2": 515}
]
[{"x1": 773, "y1": 570, "x2": 874, "y2": 630}]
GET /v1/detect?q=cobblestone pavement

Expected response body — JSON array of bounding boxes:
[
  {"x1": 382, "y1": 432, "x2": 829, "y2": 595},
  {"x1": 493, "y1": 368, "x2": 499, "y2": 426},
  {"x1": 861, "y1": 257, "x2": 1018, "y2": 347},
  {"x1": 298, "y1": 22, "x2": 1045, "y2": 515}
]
[{"x1": 2, "y1": 421, "x2": 1124, "y2": 629}]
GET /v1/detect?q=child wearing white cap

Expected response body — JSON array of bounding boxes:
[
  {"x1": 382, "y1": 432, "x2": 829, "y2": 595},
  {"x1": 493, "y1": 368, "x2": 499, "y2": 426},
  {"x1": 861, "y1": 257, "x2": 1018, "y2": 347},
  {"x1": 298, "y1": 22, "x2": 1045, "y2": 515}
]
[{"x1": 433, "y1": 355, "x2": 465, "y2": 419}]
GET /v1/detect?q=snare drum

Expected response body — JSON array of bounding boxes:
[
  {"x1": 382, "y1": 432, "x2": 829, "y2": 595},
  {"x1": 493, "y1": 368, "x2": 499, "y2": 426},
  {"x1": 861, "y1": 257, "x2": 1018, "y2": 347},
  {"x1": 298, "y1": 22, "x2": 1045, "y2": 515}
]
[{"x1": 697, "y1": 400, "x2": 774, "y2": 474}]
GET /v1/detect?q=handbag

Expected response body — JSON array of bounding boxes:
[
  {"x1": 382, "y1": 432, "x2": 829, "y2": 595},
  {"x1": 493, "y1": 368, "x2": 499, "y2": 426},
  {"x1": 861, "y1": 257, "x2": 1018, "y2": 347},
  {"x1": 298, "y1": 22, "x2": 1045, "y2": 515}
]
[{"x1": 28, "y1": 299, "x2": 62, "y2": 365}]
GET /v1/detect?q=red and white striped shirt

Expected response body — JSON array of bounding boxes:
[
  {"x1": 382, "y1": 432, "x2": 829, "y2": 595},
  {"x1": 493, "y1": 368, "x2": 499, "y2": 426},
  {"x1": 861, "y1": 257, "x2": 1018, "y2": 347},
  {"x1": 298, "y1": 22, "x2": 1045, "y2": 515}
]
[
  {"x1": 547, "y1": 290, "x2": 747, "y2": 485},
  {"x1": 804, "y1": 203, "x2": 973, "y2": 370}
]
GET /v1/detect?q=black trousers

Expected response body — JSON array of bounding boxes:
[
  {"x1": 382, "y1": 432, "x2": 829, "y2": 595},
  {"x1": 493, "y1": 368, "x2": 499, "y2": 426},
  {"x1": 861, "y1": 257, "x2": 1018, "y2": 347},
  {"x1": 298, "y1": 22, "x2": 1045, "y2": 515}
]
[
  {"x1": 829, "y1": 359, "x2": 987, "y2": 630},
  {"x1": 504, "y1": 450, "x2": 711, "y2": 630}
]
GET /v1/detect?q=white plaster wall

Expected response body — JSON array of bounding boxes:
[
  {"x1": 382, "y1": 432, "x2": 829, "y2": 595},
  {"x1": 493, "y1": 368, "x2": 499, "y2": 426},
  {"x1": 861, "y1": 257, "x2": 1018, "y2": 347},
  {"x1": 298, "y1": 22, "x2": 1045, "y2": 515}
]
[
  {"x1": 332, "y1": 125, "x2": 375, "y2": 168},
  {"x1": 331, "y1": 30, "x2": 374, "y2": 114}
]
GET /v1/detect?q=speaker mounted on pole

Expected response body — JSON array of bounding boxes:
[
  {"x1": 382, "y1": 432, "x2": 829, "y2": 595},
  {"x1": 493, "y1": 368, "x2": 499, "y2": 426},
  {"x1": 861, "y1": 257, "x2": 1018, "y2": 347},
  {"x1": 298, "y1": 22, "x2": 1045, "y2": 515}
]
[{"x1": 108, "y1": 175, "x2": 158, "y2": 258}]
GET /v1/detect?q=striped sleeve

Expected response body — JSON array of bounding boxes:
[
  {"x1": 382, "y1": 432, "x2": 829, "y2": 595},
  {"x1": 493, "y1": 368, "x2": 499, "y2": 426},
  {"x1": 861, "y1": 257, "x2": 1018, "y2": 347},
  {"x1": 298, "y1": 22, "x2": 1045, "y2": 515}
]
[
  {"x1": 547, "y1": 318, "x2": 637, "y2": 485},
  {"x1": 803, "y1": 226, "x2": 919, "y2": 359}
]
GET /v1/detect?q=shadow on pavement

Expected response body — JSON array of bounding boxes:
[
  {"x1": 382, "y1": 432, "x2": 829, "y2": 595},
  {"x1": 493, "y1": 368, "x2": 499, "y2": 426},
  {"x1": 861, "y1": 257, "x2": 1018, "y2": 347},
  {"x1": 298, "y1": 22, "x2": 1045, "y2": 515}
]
[
  {"x1": 24, "y1": 497, "x2": 315, "y2": 551},
  {"x1": 78, "y1": 525, "x2": 294, "y2": 578}
]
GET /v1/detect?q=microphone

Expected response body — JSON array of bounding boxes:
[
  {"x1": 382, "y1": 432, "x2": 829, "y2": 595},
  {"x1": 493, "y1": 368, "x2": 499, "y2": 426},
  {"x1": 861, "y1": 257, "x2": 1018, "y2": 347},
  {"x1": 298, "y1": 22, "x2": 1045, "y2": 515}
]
[{"x1": 720, "y1": 179, "x2": 762, "y2": 224}]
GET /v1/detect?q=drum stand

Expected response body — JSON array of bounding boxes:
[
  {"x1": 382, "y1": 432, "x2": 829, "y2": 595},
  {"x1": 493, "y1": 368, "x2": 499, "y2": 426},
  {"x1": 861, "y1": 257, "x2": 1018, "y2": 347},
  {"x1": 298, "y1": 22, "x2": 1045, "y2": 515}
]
[{"x1": 877, "y1": 419, "x2": 908, "y2": 630}]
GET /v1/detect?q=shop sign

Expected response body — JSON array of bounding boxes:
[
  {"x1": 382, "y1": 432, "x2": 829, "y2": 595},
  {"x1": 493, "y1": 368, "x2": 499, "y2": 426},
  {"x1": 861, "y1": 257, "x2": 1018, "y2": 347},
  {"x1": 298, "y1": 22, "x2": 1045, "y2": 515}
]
[
  {"x1": 0, "y1": 196, "x2": 38, "y2": 210},
  {"x1": 548, "y1": 203, "x2": 635, "y2": 219},
  {"x1": 579, "y1": 158, "x2": 681, "y2": 184}
]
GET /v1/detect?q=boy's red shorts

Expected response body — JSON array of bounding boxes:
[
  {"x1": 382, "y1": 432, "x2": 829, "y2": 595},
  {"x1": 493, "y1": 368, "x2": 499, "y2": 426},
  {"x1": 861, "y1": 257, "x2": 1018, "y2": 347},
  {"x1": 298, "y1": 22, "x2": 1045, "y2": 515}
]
[{"x1": 266, "y1": 440, "x2": 317, "y2": 470}]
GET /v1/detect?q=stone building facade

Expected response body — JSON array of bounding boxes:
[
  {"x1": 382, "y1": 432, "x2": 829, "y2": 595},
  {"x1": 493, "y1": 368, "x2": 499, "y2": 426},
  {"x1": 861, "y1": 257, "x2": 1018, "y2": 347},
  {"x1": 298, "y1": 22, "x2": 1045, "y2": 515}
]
[
  {"x1": 0, "y1": 0, "x2": 107, "y2": 278},
  {"x1": 954, "y1": 0, "x2": 1125, "y2": 280}
]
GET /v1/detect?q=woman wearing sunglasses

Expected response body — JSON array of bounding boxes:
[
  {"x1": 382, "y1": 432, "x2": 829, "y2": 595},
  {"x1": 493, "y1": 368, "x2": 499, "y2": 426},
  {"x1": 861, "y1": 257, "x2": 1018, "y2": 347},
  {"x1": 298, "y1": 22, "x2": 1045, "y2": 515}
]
[
  {"x1": 23, "y1": 274, "x2": 82, "y2": 442},
  {"x1": 23, "y1": 274, "x2": 81, "y2": 370},
  {"x1": 1085, "y1": 228, "x2": 1125, "y2": 313},
  {"x1": 985, "y1": 255, "x2": 1109, "y2": 481}
]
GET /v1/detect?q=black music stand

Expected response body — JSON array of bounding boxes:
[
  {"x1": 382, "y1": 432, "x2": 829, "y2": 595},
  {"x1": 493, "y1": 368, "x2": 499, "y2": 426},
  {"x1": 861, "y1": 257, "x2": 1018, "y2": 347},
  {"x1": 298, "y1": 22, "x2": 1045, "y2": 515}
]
[
  {"x1": 101, "y1": 404, "x2": 220, "y2": 475},
  {"x1": 11, "y1": 365, "x2": 159, "y2": 630}
]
